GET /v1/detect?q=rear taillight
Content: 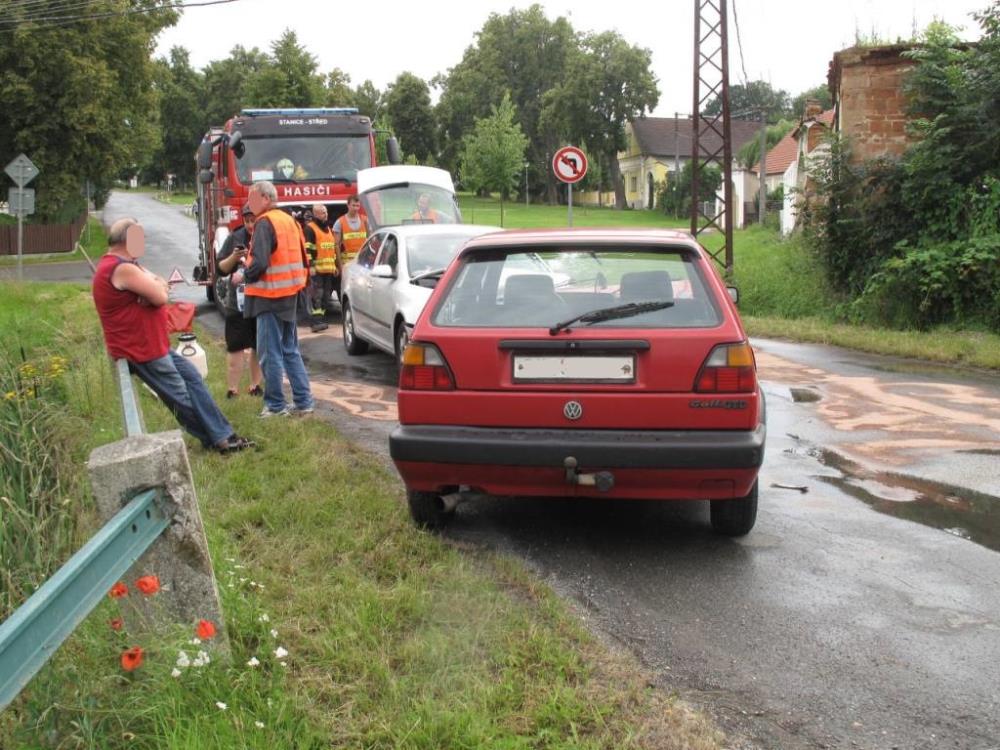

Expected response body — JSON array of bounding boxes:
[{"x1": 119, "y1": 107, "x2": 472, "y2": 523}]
[
  {"x1": 695, "y1": 342, "x2": 757, "y2": 392},
  {"x1": 399, "y1": 343, "x2": 455, "y2": 391}
]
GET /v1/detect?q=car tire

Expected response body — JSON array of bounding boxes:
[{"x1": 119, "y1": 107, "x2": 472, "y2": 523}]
[
  {"x1": 206, "y1": 281, "x2": 215, "y2": 303},
  {"x1": 710, "y1": 480, "x2": 758, "y2": 536},
  {"x1": 395, "y1": 321, "x2": 410, "y2": 365},
  {"x1": 407, "y1": 490, "x2": 453, "y2": 530},
  {"x1": 342, "y1": 299, "x2": 368, "y2": 355}
]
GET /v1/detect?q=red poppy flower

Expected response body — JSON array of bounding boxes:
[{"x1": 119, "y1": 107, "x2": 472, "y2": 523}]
[
  {"x1": 135, "y1": 575, "x2": 160, "y2": 596},
  {"x1": 120, "y1": 646, "x2": 144, "y2": 672},
  {"x1": 108, "y1": 581, "x2": 128, "y2": 599},
  {"x1": 109, "y1": 618, "x2": 124, "y2": 631},
  {"x1": 195, "y1": 619, "x2": 217, "y2": 640}
]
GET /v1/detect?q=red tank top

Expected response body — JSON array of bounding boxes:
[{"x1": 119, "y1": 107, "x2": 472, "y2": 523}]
[{"x1": 92, "y1": 254, "x2": 170, "y2": 363}]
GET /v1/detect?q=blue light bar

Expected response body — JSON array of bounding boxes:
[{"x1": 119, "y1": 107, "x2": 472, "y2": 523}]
[{"x1": 240, "y1": 108, "x2": 359, "y2": 117}]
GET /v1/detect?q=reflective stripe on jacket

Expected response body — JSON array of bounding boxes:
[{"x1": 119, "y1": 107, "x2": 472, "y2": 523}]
[
  {"x1": 309, "y1": 220, "x2": 338, "y2": 274},
  {"x1": 245, "y1": 209, "x2": 308, "y2": 298},
  {"x1": 335, "y1": 215, "x2": 368, "y2": 264}
]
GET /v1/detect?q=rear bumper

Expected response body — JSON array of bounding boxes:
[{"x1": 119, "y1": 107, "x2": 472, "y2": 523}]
[{"x1": 390, "y1": 424, "x2": 766, "y2": 469}]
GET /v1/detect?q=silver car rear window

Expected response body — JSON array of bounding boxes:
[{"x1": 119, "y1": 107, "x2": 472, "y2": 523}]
[{"x1": 431, "y1": 247, "x2": 723, "y2": 329}]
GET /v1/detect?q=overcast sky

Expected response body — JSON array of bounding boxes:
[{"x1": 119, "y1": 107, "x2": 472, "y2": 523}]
[{"x1": 157, "y1": 0, "x2": 988, "y2": 117}]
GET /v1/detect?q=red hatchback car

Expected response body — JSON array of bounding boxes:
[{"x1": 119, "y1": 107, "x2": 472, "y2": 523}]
[{"x1": 390, "y1": 229, "x2": 766, "y2": 535}]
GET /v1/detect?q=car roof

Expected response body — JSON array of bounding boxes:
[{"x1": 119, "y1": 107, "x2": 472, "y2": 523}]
[
  {"x1": 377, "y1": 223, "x2": 503, "y2": 239},
  {"x1": 457, "y1": 227, "x2": 699, "y2": 255}
]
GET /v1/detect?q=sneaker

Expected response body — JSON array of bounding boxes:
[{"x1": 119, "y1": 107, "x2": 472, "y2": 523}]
[
  {"x1": 248, "y1": 384, "x2": 263, "y2": 397},
  {"x1": 310, "y1": 322, "x2": 329, "y2": 333},
  {"x1": 291, "y1": 405, "x2": 315, "y2": 415},
  {"x1": 225, "y1": 389, "x2": 238, "y2": 399},
  {"x1": 216, "y1": 435, "x2": 257, "y2": 454},
  {"x1": 259, "y1": 406, "x2": 290, "y2": 418}
]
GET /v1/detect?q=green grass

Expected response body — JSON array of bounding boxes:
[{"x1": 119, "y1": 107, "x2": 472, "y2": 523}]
[
  {"x1": 458, "y1": 193, "x2": 689, "y2": 229},
  {"x1": 1, "y1": 282, "x2": 721, "y2": 750}
]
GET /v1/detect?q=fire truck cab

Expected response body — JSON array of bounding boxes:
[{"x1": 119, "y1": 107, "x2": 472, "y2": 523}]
[{"x1": 194, "y1": 107, "x2": 400, "y2": 308}]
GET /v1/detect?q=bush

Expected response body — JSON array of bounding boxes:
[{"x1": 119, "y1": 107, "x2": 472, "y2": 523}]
[{"x1": 855, "y1": 235, "x2": 1000, "y2": 329}]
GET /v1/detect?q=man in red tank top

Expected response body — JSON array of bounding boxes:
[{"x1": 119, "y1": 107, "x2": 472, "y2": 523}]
[{"x1": 92, "y1": 218, "x2": 254, "y2": 454}]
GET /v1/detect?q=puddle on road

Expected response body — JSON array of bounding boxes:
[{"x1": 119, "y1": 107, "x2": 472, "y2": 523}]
[{"x1": 815, "y1": 448, "x2": 1000, "y2": 552}]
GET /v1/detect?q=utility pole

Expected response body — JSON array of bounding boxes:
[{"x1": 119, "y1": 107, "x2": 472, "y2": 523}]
[
  {"x1": 691, "y1": 0, "x2": 735, "y2": 276},
  {"x1": 673, "y1": 112, "x2": 680, "y2": 177},
  {"x1": 758, "y1": 110, "x2": 768, "y2": 224}
]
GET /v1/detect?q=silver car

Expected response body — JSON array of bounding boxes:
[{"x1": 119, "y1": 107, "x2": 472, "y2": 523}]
[{"x1": 341, "y1": 224, "x2": 501, "y2": 361}]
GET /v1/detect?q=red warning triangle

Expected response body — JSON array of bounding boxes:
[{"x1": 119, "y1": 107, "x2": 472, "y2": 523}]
[{"x1": 167, "y1": 267, "x2": 186, "y2": 285}]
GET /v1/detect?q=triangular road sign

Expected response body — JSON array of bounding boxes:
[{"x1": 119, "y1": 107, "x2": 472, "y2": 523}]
[{"x1": 167, "y1": 267, "x2": 187, "y2": 285}]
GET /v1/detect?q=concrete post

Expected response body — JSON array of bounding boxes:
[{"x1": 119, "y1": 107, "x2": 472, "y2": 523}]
[{"x1": 87, "y1": 430, "x2": 228, "y2": 655}]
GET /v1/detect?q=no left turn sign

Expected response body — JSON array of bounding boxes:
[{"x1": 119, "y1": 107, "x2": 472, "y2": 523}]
[{"x1": 552, "y1": 146, "x2": 588, "y2": 184}]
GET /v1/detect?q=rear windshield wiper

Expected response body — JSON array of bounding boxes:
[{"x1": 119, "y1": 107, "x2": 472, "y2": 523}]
[
  {"x1": 410, "y1": 267, "x2": 447, "y2": 283},
  {"x1": 549, "y1": 300, "x2": 674, "y2": 335}
]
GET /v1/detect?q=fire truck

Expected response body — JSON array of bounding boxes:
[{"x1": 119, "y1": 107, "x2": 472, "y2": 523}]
[{"x1": 193, "y1": 107, "x2": 400, "y2": 308}]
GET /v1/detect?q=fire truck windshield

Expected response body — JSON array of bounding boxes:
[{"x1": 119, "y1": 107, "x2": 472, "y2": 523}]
[{"x1": 238, "y1": 135, "x2": 372, "y2": 184}]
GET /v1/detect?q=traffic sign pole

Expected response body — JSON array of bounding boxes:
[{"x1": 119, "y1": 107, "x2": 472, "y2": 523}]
[
  {"x1": 552, "y1": 146, "x2": 587, "y2": 229},
  {"x1": 5, "y1": 154, "x2": 40, "y2": 283}
]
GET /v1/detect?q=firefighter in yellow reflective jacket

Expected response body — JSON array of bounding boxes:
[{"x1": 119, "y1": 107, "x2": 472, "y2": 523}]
[
  {"x1": 303, "y1": 203, "x2": 339, "y2": 314},
  {"x1": 332, "y1": 194, "x2": 369, "y2": 271}
]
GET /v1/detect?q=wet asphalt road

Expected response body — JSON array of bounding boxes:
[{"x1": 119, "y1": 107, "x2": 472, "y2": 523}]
[{"x1": 105, "y1": 191, "x2": 1000, "y2": 750}]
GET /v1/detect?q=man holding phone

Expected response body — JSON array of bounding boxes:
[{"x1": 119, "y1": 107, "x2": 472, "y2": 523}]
[{"x1": 216, "y1": 204, "x2": 263, "y2": 399}]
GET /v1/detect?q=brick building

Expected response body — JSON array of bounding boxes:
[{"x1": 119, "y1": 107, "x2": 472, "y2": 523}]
[{"x1": 828, "y1": 44, "x2": 916, "y2": 161}]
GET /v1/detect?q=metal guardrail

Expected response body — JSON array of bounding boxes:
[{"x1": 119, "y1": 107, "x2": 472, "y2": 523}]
[
  {"x1": 116, "y1": 358, "x2": 145, "y2": 437},
  {"x1": 0, "y1": 488, "x2": 168, "y2": 710}
]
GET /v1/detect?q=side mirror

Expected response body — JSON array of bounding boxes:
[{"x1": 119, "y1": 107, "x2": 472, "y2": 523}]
[
  {"x1": 727, "y1": 286, "x2": 740, "y2": 304},
  {"x1": 198, "y1": 169, "x2": 213, "y2": 184},
  {"x1": 371, "y1": 264, "x2": 396, "y2": 279},
  {"x1": 196, "y1": 141, "x2": 213, "y2": 170},
  {"x1": 386, "y1": 137, "x2": 402, "y2": 165},
  {"x1": 228, "y1": 131, "x2": 245, "y2": 159}
]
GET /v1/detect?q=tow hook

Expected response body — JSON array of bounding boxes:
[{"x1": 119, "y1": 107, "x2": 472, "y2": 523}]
[{"x1": 563, "y1": 457, "x2": 615, "y2": 492}]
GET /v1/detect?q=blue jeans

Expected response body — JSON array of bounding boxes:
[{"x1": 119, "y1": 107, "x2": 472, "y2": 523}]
[
  {"x1": 130, "y1": 351, "x2": 234, "y2": 448},
  {"x1": 255, "y1": 311, "x2": 314, "y2": 413}
]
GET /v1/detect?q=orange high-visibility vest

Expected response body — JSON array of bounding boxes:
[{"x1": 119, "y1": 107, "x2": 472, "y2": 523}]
[
  {"x1": 335, "y1": 214, "x2": 368, "y2": 264},
  {"x1": 308, "y1": 220, "x2": 337, "y2": 274},
  {"x1": 245, "y1": 209, "x2": 308, "y2": 298}
]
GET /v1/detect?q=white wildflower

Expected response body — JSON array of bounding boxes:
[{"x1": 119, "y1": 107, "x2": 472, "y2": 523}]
[
  {"x1": 239, "y1": 577, "x2": 248, "y2": 584},
  {"x1": 190, "y1": 638, "x2": 201, "y2": 645},
  {"x1": 280, "y1": 661, "x2": 287, "y2": 668},
  {"x1": 176, "y1": 651, "x2": 191, "y2": 668},
  {"x1": 234, "y1": 564, "x2": 246, "y2": 570},
  {"x1": 246, "y1": 656, "x2": 260, "y2": 667},
  {"x1": 269, "y1": 628, "x2": 278, "y2": 638},
  {"x1": 216, "y1": 701, "x2": 227, "y2": 711},
  {"x1": 254, "y1": 721, "x2": 265, "y2": 729},
  {"x1": 225, "y1": 557, "x2": 236, "y2": 563},
  {"x1": 257, "y1": 614, "x2": 270, "y2": 623},
  {"x1": 274, "y1": 646, "x2": 288, "y2": 659},
  {"x1": 170, "y1": 668, "x2": 182, "y2": 678}
]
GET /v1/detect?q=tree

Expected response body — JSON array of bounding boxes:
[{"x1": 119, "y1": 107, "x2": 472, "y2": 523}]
[
  {"x1": 459, "y1": 94, "x2": 528, "y2": 225},
  {"x1": 202, "y1": 46, "x2": 270, "y2": 125},
  {"x1": 353, "y1": 80, "x2": 384, "y2": 121},
  {"x1": 657, "y1": 160, "x2": 720, "y2": 218},
  {"x1": 0, "y1": 1, "x2": 178, "y2": 219},
  {"x1": 704, "y1": 80, "x2": 790, "y2": 123},
  {"x1": 385, "y1": 72, "x2": 436, "y2": 163},
  {"x1": 542, "y1": 31, "x2": 659, "y2": 208},
  {"x1": 148, "y1": 47, "x2": 206, "y2": 187},
  {"x1": 244, "y1": 30, "x2": 324, "y2": 107},
  {"x1": 324, "y1": 68, "x2": 354, "y2": 107},
  {"x1": 435, "y1": 5, "x2": 576, "y2": 199}
]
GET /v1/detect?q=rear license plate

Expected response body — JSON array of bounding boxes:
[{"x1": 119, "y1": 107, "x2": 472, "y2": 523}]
[{"x1": 513, "y1": 355, "x2": 636, "y2": 383}]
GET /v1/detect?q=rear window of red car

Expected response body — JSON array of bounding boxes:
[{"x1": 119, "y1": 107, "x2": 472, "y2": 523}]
[{"x1": 431, "y1": 245, "x2": 723, "y2": 329}]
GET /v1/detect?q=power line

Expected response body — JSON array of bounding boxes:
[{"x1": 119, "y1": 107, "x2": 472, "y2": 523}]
[
  {"x1": 731, "y1": 0, "x2": 751, "y2": 90},
  {"x1": 0, "y1": 0, "x2": 241, "y2": 30}
]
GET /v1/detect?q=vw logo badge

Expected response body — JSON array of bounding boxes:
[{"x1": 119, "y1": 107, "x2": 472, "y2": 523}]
[{"x1": 563, "y1": 400, "x2": 583, "y2": 421}]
